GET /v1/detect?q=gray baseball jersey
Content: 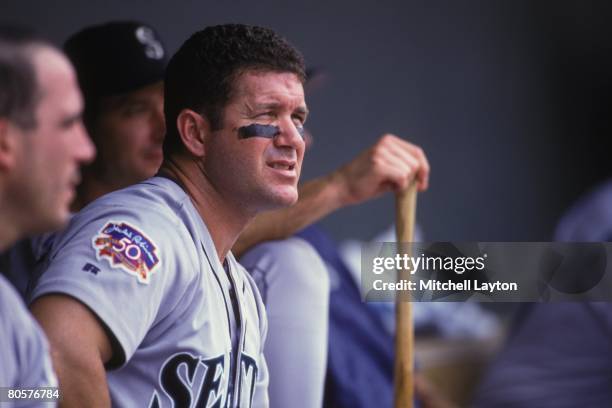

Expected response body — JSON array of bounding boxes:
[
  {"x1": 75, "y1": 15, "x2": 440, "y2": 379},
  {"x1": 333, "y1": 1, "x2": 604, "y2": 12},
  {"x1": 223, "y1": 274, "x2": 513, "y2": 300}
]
[
  {"x1": 0, "y1": 275, "x2": 57, "y2": 407},
  {"x1": 31, "y1": 176, "x2": 269, "y2": 407}
]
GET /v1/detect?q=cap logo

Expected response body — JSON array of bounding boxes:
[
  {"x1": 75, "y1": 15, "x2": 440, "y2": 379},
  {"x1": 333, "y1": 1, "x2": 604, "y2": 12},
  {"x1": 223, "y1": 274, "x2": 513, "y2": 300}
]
[{"x1": 135, "y1": 26, "x2": 164, "y2": 60}]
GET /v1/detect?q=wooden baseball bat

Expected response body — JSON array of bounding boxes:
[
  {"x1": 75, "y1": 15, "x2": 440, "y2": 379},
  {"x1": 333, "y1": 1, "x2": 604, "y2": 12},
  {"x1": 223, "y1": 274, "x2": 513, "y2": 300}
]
[{"x1": 394, "y1": 181, "x2": 417, "y2": 408}]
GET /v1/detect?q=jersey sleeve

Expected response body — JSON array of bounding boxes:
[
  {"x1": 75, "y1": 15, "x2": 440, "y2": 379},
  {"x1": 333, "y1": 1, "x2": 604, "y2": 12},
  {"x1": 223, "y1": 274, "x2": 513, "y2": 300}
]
[
  {"x1": 30, "y1": 203, "x2": 192, "y2": 367},
  {"x1": 0, "y1": 276, "x2": 57, "y2": 394}
]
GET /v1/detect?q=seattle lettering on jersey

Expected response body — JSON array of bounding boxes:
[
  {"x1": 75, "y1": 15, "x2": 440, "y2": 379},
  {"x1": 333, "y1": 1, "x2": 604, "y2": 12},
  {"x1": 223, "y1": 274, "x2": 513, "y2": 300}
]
[{"x1": 148, "y1": 351, "x2": 259, "y2": 408}]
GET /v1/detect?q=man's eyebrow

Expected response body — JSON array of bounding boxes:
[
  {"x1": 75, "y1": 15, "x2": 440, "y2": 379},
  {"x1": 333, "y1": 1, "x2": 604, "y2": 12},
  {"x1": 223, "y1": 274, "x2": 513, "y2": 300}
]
[
  {"x1": 249, "y1": 102, "x2": 282, "y2": 111},
  {"x1": 249, "y1": 103, "x2": 309, "y2": 116},
  {"x1": 59, "y1": 112, "x2": 82, "y2": 127},
  {"x1": 294, "y1": 106, "x2": 309, "y2": 117}
]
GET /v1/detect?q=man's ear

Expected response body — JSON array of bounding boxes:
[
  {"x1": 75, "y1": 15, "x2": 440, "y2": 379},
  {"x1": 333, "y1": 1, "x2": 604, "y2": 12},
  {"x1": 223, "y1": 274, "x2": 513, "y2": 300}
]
[
  {"x1": 0, "y1": 119, "x2": 18, "y2": 171},
  {"x1": 176, "y1": 109, "x2": 210, "y2": 158}
]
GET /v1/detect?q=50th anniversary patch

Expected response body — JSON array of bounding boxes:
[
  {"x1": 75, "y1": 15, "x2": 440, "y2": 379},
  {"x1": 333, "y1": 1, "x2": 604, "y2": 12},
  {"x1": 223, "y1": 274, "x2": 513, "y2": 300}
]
[{"x1": 92, "y1": 221, "x2": 160, "y2": 284}]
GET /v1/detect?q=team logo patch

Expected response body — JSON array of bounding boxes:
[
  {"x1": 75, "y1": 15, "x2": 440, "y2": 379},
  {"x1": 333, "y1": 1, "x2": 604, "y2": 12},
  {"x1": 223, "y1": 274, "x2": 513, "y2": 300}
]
[
  {"x1": 135, "y1": 26, "x2": 164, "y2": 60},
  {"x1": 92, "y1": 221, "x2": 160, "y2": 284}
]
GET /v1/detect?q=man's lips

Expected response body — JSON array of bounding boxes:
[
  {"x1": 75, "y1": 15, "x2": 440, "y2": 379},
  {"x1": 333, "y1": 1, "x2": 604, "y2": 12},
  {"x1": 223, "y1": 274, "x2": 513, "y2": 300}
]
[
  {"x1": 65, "y1": 172, "x2": 81, "y2": 201},
  {"x1": 266, "y1": 159, "x2": 296, "y2": 172},
  {"x1": 69, "y1": 172, "x2": 81, "y2": 189}
]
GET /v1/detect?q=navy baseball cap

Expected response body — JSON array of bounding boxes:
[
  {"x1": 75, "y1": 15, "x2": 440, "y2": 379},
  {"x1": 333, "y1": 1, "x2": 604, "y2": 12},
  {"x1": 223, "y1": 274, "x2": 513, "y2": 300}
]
[{"x1": 64, "y1": 21, "x2": 167, "y2": 100}]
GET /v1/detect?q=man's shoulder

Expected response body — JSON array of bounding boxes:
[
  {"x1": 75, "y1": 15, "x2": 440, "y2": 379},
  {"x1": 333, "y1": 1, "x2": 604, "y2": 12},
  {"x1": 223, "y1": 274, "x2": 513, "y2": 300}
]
[
  {"x1": 44, "y1": 177, "x2": 199, "y2": 276},
  {"x1": 0, "y1": 276, "x2": 56, "y2": 388},
  {"x1": 90, "y1": 177, "x2": 187, "y2": 214},
  {"x1": 0, "y1": 276, "x2": 47, "y2": 359},
  {"x1": 0, "y1": 274, "x2": 25, "y2": 313},
  {"x1": 569, "y1": 180, "x2": 612, "y2": 214},
  {"x1": 72, "y1": 177, "x2": 189, "y2": 234},
  {"x1": 555, "y1": 179, "x2": 612, "y2": 241}
]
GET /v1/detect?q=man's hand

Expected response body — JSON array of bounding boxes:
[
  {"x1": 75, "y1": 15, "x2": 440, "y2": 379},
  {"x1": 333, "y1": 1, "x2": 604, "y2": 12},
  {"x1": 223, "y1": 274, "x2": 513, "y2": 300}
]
[{"x1": 332, "y1": 134, "x2": 430, "y2": 206}]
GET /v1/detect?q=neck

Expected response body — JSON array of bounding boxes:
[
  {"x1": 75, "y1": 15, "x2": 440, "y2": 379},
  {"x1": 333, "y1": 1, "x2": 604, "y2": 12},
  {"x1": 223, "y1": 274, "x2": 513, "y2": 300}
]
[
  {"x1": 72, "y1": 178, "x2": 107, "y2": 212},
  {"x1": 0, "y1": 199, "x2": 25, "y2": 251},
  {"x1": 159, "y1": 156, "x2": 253, "y2": 262}
]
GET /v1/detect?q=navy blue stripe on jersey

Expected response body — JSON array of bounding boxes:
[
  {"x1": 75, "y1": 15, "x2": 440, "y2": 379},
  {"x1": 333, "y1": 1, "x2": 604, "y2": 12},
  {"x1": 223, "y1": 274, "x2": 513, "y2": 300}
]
[{"x1": 201, "y1": 243, "x2": 232, "y2": 340}]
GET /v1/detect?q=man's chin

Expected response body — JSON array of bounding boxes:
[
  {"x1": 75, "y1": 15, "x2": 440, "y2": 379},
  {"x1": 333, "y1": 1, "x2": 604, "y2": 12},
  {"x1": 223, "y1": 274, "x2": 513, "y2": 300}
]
[
  {"x1": 278, "y1": 195, "x2": 298, "y2": 207},
  {"x1": 257, "y1": 189, "x2": 298, "y2": 212},
  {"x1": 275, "y1": 188, "x2": 298, "y2": 206}
]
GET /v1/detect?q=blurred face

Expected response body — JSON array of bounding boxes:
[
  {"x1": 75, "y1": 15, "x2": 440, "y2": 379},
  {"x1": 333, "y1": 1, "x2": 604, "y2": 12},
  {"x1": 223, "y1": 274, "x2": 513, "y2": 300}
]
[
  {"x1": 204, "y1": 70, "x2": 307, "y2": 213},
  {"x1": 92, "y1": 81, "x2": 164, "y2": 187},
  {"x1": 10, "y1": 47, "x2": 95, "y2": 232}
]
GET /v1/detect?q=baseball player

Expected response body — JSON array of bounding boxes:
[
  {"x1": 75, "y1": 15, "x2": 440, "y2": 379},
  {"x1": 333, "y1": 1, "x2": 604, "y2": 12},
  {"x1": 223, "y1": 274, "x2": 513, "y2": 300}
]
[
  {"x1": 65, "y1": 21, "x2": 166, "y2": 210},
  {"x1": 4, "y1": 21, "x2": 430, "y2": 408},
  {"x1": 30, "y1": 24, "x2": 307, "y2": 407},
  {"x1": 56, "y1": 22, "x2": 430, "y2": 408},
  {"x1": 474, "y1": 185, "x2": 612, "y2": 407},
  {"x1": 0, "y1": 21, "x2": 166, "y2": 297},
  {"x1": 0, "y1": 26, "x2": 95, "y2": 401},
  {"x1": 240, "y1": 133, "x2": 430, "y2": 408},
  {"x1": 237, "y1": 70, "x2": 431, "y2": 408}
]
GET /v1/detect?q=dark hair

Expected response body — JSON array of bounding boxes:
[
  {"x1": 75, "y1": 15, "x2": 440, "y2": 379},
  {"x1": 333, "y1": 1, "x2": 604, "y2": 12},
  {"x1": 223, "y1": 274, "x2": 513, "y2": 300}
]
[
  {"x1": 0, "y1": 26, "x2": 52, "y2": 130},
  {"x1": 163, "y1": 24, "x2": 306, "y2": 156}
]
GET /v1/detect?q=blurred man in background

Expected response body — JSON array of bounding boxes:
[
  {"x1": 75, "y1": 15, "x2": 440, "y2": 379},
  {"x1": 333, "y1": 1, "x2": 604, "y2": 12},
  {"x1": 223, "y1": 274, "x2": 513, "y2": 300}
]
[
  {"x1": 64, "y1": 21, "x2": 166, "y2": 210},
  {"x1": 0, "y1": 25, "x2": 94, "y2": 394}
]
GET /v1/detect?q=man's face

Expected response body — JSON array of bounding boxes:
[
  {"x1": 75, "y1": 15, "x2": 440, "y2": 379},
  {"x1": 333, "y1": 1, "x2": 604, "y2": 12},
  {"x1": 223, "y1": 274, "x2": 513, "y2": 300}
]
[
  {"x1": 204, "y1": 70, "x2": 307, "y2": 212},
  {"x1": 10, "y1": 47, "x2": 95, "y2": 232},
  {"x1": 92, "y1": 81, "x2": 165, "y2": 186}
]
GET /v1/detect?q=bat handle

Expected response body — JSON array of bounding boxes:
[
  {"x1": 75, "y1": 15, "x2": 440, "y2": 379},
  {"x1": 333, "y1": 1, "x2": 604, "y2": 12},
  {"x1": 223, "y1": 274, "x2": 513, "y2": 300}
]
[{"x1": 394, "y1": 182, "x2": 417, "y2": 408}]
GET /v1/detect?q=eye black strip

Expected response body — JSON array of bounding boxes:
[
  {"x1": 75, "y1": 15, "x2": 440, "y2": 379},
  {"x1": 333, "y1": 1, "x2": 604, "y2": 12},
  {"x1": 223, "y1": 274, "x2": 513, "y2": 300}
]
[{"x1": 238, "y1": 124, "x2": 280, "y2": 139}]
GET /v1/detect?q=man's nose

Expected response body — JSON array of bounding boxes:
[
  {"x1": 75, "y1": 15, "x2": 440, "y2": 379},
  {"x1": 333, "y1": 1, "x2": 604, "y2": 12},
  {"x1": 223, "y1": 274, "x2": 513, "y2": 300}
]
[
  {"x1": 75, "y1": 124, "x2": 96, "y2": 164},
  {"x1": 273, "y1": 119, "x2": 304, "y2": 150}
]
